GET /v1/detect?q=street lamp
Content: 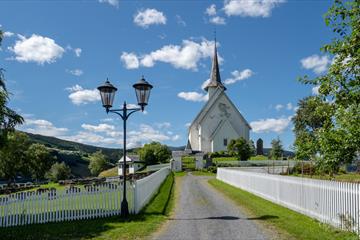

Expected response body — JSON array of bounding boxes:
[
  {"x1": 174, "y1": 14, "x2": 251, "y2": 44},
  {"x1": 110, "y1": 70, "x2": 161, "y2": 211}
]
[{"x1": 97, "y1": 76, "x2": 153, "y2": 217}]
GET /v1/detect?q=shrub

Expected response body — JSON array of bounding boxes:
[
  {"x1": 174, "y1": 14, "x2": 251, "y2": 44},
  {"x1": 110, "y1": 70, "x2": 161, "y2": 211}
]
[{"x1": 46, "y1": 162, "x2": 71, "y2": 182}]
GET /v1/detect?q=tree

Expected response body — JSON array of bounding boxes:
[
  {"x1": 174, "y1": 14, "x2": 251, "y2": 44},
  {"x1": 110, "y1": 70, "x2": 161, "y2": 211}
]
[
  {"x1": 292, "y1": 96, "x2": 333, "y2": 160},
  {"x1": 270, "y1": 137, "x2": 283, "y2": 160},
  {"x1": 46, "y1": 162, "x2": 71, "y2": 182},
  {"x1": 227, "y1": 138, "x2": 252, "y2": 161},
  {"x1": 298, "y1": 0, "x2": 360, "y2": 174},
  {"x1": 88, "y1": 151, "x2": 108, "y2": 176},
  {"x1": 139, "y1": 142, "x2": 171, "y2": 165},
  {"x1": 0, "y1": 28, "x2": 23, "y2": 147},
  {"x1": 0, "y1": 132, "x2": 30, "y2": 183},
  {"x1": 27, "y1": 143, "x2": 55, "y2": 181}
]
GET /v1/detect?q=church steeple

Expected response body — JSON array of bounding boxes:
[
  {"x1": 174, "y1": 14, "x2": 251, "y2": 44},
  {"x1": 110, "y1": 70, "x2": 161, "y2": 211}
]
[{"x1": 204, "y1": 37, "x2": 226, "y2": 94}]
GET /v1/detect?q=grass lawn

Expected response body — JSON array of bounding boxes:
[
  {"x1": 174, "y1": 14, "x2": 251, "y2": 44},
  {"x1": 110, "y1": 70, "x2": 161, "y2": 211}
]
[
  {"x1": 213, "y1": 157, "x2": 237, "y2": 162},
  {"x1": 209, "y1": 179, "x2": 358, "y2": 240},
  {"x1": 0, "y1": 173, "x2": 175, "y2": 240},
  {"x1": 290, "y1": 173, "x2": 360, "y2": 183},
  {"x1": 250, "y1": 155, "x2": 268, "y2": 160},
  {"x1": 98, "y1": 167, "x2": 118, "y2": 178},
  {"x1": 191, "y1": 171, "x2": 216, "y2": 176}
]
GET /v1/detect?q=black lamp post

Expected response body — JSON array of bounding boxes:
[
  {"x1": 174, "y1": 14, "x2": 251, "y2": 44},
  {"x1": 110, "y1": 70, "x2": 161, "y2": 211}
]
[{"x1": 97, "y1": 76, "x2": 153, "y2": 217}]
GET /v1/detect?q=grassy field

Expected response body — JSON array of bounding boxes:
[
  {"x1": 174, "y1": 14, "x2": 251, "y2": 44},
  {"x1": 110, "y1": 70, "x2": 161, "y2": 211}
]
[
  {"x1": 291, "y1": 173, "x2": 360, "y2": 183},
  {"x1": 0, "y1": 173, "x2": 175, "y2": 240},
  {"x1": 209, "y1": 179, "x2": 358, "y2": 240},
  {"x1": 99, "y1": 167, "x2": 118, "y2": 178},
  {"x1": 191, "y1": 171, "x2": 216, "y2": 176},
  {"x1": 250, "y1": 155, "x2": 268, "y2": 160}
]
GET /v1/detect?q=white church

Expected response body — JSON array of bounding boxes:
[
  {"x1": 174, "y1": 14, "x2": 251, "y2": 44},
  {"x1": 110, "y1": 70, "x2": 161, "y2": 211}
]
[{"x1": 186, "y1": 43, "x2": 251, "y2": 153}]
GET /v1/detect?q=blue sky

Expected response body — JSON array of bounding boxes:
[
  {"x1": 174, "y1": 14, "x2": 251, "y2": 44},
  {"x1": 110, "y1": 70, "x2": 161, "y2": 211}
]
[{"x1": 0, "y1": 0, "x2": 334, "y2": 150}]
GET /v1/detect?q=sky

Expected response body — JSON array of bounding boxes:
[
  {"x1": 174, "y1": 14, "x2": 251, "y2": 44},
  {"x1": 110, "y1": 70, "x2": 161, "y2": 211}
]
[{"x1": 0, "y1": 0, "x2": 334, "y2": 150}]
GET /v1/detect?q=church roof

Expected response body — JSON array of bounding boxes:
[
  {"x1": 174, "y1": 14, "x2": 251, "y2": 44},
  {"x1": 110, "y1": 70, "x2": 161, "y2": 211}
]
[{"x1": 204, "y1": 42, "x2": 226, "y2": 92}]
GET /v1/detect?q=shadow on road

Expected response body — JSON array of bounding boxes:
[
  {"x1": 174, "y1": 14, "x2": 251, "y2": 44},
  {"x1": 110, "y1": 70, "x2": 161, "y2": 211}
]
[{"x1": 169, "y1": 215, "x2": 278, "y2": 221}]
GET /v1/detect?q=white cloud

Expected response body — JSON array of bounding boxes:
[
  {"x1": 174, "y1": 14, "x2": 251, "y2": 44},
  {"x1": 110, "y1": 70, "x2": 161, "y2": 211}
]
[
  {"x1": 224, "y1": 69, "x2": 253, "y2": 85},
  {"x1": 300, "y1": 54, "x2": 331, "y2": 74},
  {"x1": 286, "y1": 103, "x2": 293, "y2": 110},
  {"x1": 156, "y1": 122, "x2": 171, "y2": 128},
  {"x1": 275, "y1": 104, "x2": 283, "y2": 111},
  {"x1": 120, "y1": 52, "x2": 139, "y2": 69},
  {"x1": 67, "y1": 85, "x2": 100, "y2": 105},
  {"x1": 23, "y1": 118, "x2": 68, "y2": 137},
  {"x1": 178, "y1": 91, "x2": 208, "y2": 102},
  {"x1": 185, "y1": 122, "x2": 191, "y2": 128},
  {"x1": 172, "y1": 134, "x2": 180, "y2": 141},
  {"x1": 201, "y1": 79, "x2": 211, "y2": 90},
  {"x1": 224, "y1": 0, "x2": 285, "y2": 17},
  {"x1": 66, "y1": 69, "x2": 83, "y2": 76},
  {"x1": 81, "y1": 123, "x2": 115, "y2": 132},
  {"x1": 176, "y1": 15, "x2": 186, "y2": 26},
  {"x1": 210, "y1": 16, "x2": 226, "y2": 25},
  {"x1": 250, "y1": 116, "x2": 291, "y2": 133},
  {"x1": 134, "y1": 9, "x2": 167, "y2": 28},
  {"x1": 98, "y1": 0, "x2": 119, "y2": 8},
  {"x1": 312, "y1": 85, "x2": 320, "y2": 95},
  {"x1": 3, "y1": 31, "x2": 14, "y2": 37},
  {"x1": 122, "y1": 38, "x2": 218, "y2": 70},
  {"x1": 9, "y1": 34, "x2": 64, "y2": 64},
  {"x1": 206, "y1": 4, "x2": 217, "y2": 16},
  {"x1": 74, "y1": 48, "x2": 82, "y2": 57}
]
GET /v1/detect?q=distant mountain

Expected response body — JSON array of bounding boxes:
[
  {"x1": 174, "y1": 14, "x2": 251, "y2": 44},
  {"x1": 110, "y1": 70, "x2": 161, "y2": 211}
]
[{"x1": 262, "y1": 148, "x2": 295, "y2": 158}]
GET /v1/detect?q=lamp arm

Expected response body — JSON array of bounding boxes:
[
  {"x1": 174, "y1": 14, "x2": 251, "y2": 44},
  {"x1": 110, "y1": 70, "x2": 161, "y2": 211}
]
[
  {"x1": 108, "y1": 109, "x2": 125, "y2": 120},
  {"x1": 126, "y1": 108, "x2": 141, "y2": 120}
]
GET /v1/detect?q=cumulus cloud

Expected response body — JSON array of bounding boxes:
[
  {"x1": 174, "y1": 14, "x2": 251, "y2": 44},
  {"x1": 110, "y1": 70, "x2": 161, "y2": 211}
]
[
  {"x1": 201, "y1": 79, "x2": 211, "y2": 90},
  {"x1": 9, "y1": 34, "x2": 64, "y2": 64},
  {"x1": 134, "y1": 8, "x2": 167, "y2": 28},
  {"x1": 178, "y1": 92, "x2": 208, "y2": 102},
  {"x1": 300, "y1": 54, "x2": 331, "y2": 74},
  {"x1": 275, "y1": 104, "x2": 283, "y2": 111},
  {"x1": 67, "y1": 84, "x2": 100, "y2": 105},
  {"x1": 224, "y1": 69, "x2": 253, "y2": 85},
  {"x1": 22, "y1": 118, "x2": 68, "y2": 137},
  {"x1": 98, "y1": 0, "x2": 119, "y2": 8},
  {"x1": 286, "y1": 103, "x2": 293, "y2": 110},
  {"x1": 250, "y1": 116, "x2": 291, "y2": 133},
  {"x1": 121, "y1": 38, "x2": 217, "y2": 70},
  {"x1": 206, "y1": 4, "x2": 217, "y2": 16},
  {"x1": 66, "y1": 69, "x2": 83, "y2": 76},
  {"x1": 224, "y1": 0, "x2": 285, "y2": 17},
  {"x1": 3, "y1": 31, "x2": 14, "y2": 37},
  {"x1": 312, "y1": 85, "x2": 320, "y2": 95},
  {"x1": 120, "y1": 52, "x2": 139, "y2": 69},
  {"x1": 210, "y1": 16, "x2": 226, "y2": 25},
  {"x1": 74, "y1": 48, "x2": 82, "y2": 57}
]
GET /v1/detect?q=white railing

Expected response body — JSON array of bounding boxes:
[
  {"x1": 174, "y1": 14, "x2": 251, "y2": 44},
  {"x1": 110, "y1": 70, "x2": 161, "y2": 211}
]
[
  {"x1": 0, "y1": 167, "x2": 170, "y2": 227},
  {"x1": 217, "y1": 168, "x2": 360, "y2": 234},
  {"x1": 134, "y1": 166, "x2": 170, "y2": 213}
]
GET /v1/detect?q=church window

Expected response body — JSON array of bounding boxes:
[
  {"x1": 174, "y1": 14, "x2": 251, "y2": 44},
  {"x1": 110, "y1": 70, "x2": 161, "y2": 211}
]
[{"x1": 223, "y1": 138, "x2": 228, "y2": 146}]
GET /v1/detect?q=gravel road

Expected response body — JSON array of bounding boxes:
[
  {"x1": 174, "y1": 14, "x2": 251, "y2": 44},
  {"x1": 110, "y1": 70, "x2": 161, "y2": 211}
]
[{"x1": 154, "y1": 173, "x2": 268, "y2": 240}]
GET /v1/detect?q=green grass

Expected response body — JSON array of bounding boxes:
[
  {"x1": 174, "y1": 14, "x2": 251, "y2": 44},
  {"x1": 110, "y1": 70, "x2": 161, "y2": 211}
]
[
  {"x1": 290, "y1": 173, "x2": 360, "y2": 183},
  {"x1": 250, "y1": 155, "x2": 268, "y2": 160},
  {"x1": 182, "y1": 156, "x2": 195, "y2": 170},
  {"x1": 0, "y1": 173, "x2": 175, "y2": 240},
  {"x1": 191, "y1": 171, "x2": 216, "y2": 176},
  {"x1": 98, "y1": 167, "x2": 118, "y2": 178},
  {"x1": 209, "y1": 179, "x2": 358, "y2": 240},
  {"x1": 213, "y1": 157, "x2": 237, "y2": 162}
]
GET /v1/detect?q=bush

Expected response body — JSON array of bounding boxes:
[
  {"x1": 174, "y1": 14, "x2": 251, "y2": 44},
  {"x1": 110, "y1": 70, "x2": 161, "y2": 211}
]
[
  {"x1": 207, "y1": 166, "x2": 217, "y2": 173},
  {"x1": 46, "y1": 162, "x2": 71, "y2": 182}
]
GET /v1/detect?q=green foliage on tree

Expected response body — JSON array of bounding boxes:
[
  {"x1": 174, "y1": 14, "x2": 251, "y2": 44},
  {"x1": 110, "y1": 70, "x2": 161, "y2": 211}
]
[
  {"x1": 46, "y1": 162, "x2": 71, "y2": 182},
  {"x1": 88, "y1": 151, "x2": 108, "y2": 176},
  {"x1": 292, "y1": 96, "x2": 333, "y2": 160},
  {"x1": 296, "y1": 0, "x2": 360, "y2": 175},
  {"x1": 227, "y1": 138, "x2": 252, "y2": 161},
  {"x1": 27, "y1": 143, "x2": 56, "y2": 181},
  {"x1": 0, "y1": 132, "x2": 30, "y2": 182},
  {"x1": 270, "y1": 137, "x2": 284, "y2": 160},
  {"x1": 139, "y1": 142, "x2": 171, "y2": 165}
]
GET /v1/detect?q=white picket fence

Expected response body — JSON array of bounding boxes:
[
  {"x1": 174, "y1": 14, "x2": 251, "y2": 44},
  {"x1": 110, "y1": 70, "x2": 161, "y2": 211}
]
[
  {"x1": 0, "y1": 167, "x2": 170, "y2": 227},
  {"x1": 217, "y1": 168, "x2": 360, "y2": 234}
]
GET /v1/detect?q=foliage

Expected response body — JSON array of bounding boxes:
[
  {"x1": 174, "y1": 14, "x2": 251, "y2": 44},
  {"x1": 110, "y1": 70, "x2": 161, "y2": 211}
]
[
  {"x1": 227, "y1": 137, "x2": 252, "y2": 161},
  {"x1": 297, "y1": 0, "x2": 360, "y2": 175},
  {"x1": 46, "y1": 162, "x2": 71, "y2": 182},
  {"x1": 88, "y1": 151, "x2": 109, "y2": 176},
  {"x1": 249, "y1": 140, "x2": 256, "y2": 156},
  {"x1": 209, "y1": 179, "x2": 358, "y2": 240},
  {"x1": 250, "y1": 155, "x2": 268, "y2": 160},
  {"x1": 27, "y1": 143, "x2": 56, "y2": 181},
  {"x1": 269, "y1": 137, "x2": 284, "y2": 160},
  {"x1": 0, "y1": 132, "x2": 31, "y2": 182},
  {"x1": 139, "y1": 142, "x2": 171, "y2": 165}
]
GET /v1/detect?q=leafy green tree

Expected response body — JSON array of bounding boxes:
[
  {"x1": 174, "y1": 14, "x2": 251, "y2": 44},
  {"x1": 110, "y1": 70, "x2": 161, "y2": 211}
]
[
  {"x1": 46, "y1": 162, "x2": 71, "y2": 182},
  {"x1": 27, "y1": 143, "x2": 56, "y2": 181},
  {"x1": 298, "y1": 0, "x2": 359, "y2": 174},
  {"x1": 249, "y1": 140, "x2": 256, "y2": 156},
  {"x1": 292, "y1": 96, "x2": 333, "y2": 160},
  {"x1": 227, "y1": 138, "x2": 252, "y2": 161},
  {"x1": 88, "y1": 151, "x2": 108, "y2": 176},
  {"x1": 0, "y1": 132, "x2": 30, "y2": 182},
  {"x1": 139, "y1": 142, "x2": 171, "y2": 165},
  {"x1": 270, "y1": 137, "x2": 283, "y2": 160},
  {"x1": 0, "y1": 28, "x2": 23, "y2": 147}
]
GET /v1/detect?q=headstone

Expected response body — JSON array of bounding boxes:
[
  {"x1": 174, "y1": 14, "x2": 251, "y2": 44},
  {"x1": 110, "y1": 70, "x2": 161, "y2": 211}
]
[{"x1": 256, "y1": 138, "x2": 264, "y2": 156}]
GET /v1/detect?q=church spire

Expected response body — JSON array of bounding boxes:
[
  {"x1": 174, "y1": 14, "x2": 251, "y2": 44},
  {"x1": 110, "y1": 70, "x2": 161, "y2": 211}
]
[{"x1": 204, "y1": 35, "x2": 226, "y2": 93}]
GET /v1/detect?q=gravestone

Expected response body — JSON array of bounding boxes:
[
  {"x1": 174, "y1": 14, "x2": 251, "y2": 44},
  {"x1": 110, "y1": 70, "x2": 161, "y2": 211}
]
[{"x1": 256, "y1": 138, "x2": 264, "y2": 156}]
